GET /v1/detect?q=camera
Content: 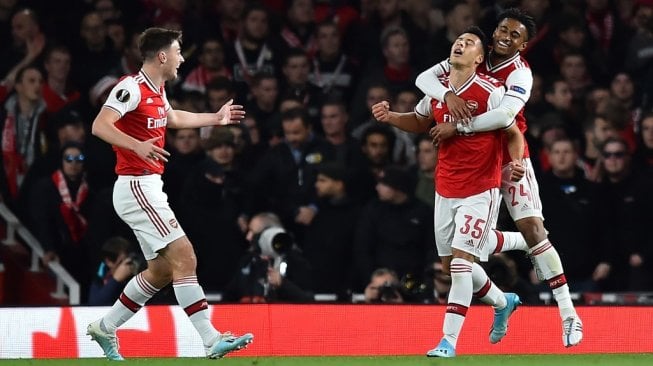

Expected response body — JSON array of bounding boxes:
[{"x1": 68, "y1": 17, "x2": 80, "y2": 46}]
[
  {"x1": 378, "y1": 281, "x2": 402, "y2": 302},
  {"x1": 253, "y1": 226, "x2": 293, "y2": 257}
]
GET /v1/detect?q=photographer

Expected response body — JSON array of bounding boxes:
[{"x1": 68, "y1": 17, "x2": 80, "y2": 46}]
[
  {"x1": 88, "y1": 237, "x2": 141, "y2": 305},
  {"x1": 364, "y1": 268, "x2": 404, "y2": 303},
  {"x1": 224, "y1": 212, "x2": 314, "y2": 302}
]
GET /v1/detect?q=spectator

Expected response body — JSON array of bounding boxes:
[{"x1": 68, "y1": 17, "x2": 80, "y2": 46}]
[
  {"x1": 162, "y1": 128, "x2": 204, "y2": 212},
  {"x1": 280, "y1": 48, "x2": 323, "y2": 124},
  {"x1": 181, "y1": 38, "x2": 231, "y2": 94},
  {"x1": 593, "y1": 137, "x2": 653, "y2": 291},
  {"x1": 427, "y1": 1, "x2": 474, "y2": 64},
  {"x1": 303, "y1": 161, "x2": 361, "y2": 300},
  {"x1": 41, "y1": 45, "x2": 80, "y2": 114},
  {"x1": 363, "y1": 267, "x2": 403, "y2": 303},
  {"x1": 88, "y1": 236, "x2": 140, "y2": 305},
  {"x1": 226, "y1": 3, "x2": 277, "y2": 101},
  {"x1": 28, "y1": 141, "x2": 94, "y2": 291},
  {"x1": 178, "y1": 128, "x2": 249, "y2": 292},
  {"x1": 225, "y1": 212, "x2": 314, "y2": 302},
  {"x1": 0, "y1": 65, "x2": 47, "y2": 207},
  {"x1": 539, "y1": 137, "x2": 601, "y2": 291},
  {"x1": 0, "y1": 8, "x2": 46, "y2": 90},
  {"x1": 412, "y1": 133, "x2": 436, "y2": 208},
  {"x1": 245, "y1": 72, "x2": 278, "y2": 140},
  {"x1": 279, "y1": 0, "x2": 317, "y2": 56},
  {"x1": 633, "y1": 112, "x2": 653, "y2": 169},
  {"x1": 248, "y1": 107, "x2": 335, "y2": 244},
  {"x1": 309, "y1": 21, "x2": 358, "y2": 102},
  {"x1": 353, "y1": 165, "x2": 434, "y2": 290}
]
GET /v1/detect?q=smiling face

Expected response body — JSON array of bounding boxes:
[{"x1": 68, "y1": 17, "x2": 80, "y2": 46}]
[
  {"x1": 163, "y1": 40, "x2": 184, "y2": 80},
  {"x1": 492, "y1": 18, "x2": 528, "y2": 58}
]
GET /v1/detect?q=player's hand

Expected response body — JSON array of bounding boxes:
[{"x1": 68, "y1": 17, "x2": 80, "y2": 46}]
[
  {"x1": 444, "y1": 91, "x2": 472, "y2": 121},
  {"x1": 372, "y1": 101, "x2": 391, "y2": 122},
  {"x1": 508, "y1": 160, "x2": 525, "y2": 182},
  {"x1": 429, "y1": 123, "x2": 457, "y2": 146},
  {"x1": 135, "y1": 136, "x2": 170, "y2": 164},
  {"x1": 216, "y1": 99, "x2": 245, "y2": 125}
]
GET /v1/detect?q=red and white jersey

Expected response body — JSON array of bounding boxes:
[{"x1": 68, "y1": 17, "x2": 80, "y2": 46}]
[
  {"x1": 479, "y1": 52, "x2": 533, "y2": 162},
  {"x1": 415, "y1": 73, "x2": 505, "y2": 198},
  {"x1": 103, "y1": 70, "x2": 171, "y2": 176}
]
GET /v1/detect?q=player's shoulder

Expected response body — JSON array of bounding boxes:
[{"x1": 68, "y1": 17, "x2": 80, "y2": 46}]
[
  {"x1": 514, "y1": 54, "x2": 531, "y2": 70},
  {"x1": 475, "y1": 72, "x2": 503, "y2": 88}
]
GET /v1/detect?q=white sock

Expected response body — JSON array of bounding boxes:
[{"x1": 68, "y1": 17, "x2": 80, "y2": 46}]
[
  {"x1": 443, "y1": 258, "x2": 473, "y2": 347},
  {"x1": 173, "y1": 276, "x2": 220, "y2": 347},
  {"x1": 487, "y1": 230, "x2": 529, "y2": 254},
  {"x1": 101, "y1": 273, "x2": 159, "y2": 333},
  {"x1": 471, "y1": 263, "x2": 507, "y2": 309},
  {"x1": 529, "y1": 239, "x2": 576, "y2": 319}
]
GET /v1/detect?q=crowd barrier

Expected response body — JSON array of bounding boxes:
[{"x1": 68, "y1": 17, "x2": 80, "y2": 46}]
[{"x1": 0, "y1": 304, "x2": 651, "y2": 358}]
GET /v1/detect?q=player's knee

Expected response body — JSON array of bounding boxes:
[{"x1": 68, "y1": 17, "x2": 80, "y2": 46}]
[{"x1": 515, "y1": 217, "x2": 547, "y2": 246}]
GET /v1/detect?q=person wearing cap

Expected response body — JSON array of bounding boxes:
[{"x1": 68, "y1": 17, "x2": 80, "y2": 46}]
[
  {"x1": 352, "y1": 165, "x2": 435, "y2": 293},
  {"x1": 302, "y1": 161, "x2": 361, "y2": 300}
]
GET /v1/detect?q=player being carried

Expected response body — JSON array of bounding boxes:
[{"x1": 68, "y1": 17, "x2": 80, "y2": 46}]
[
  {"x1": 373, "y1": 25, "x2": 524, "y2": 357},
  {"x1": 415, "y1": 8, "x2": 583, "y2": 348}
]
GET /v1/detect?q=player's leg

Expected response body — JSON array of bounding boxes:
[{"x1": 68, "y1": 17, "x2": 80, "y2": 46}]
[
  {"x1": 502, "y1": 159, "x2": 582, "y2": 346},
  {"x1": 161, "y1": 236, "x2": 253, "y2": 358},
  {"x1": 484, "y1": 229, "x2": 529, "y2": 254}
]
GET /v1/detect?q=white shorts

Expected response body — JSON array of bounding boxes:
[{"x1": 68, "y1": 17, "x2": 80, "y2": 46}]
[
  {"x1": 434, "y1": 188, "x2": 501, "y2": 262},
  {"x1": 113, "y1": 175, "x2": 186, "y2": 260},
  {"x1": 500, "y1": 158, "x2": 544, "y2": 221}
]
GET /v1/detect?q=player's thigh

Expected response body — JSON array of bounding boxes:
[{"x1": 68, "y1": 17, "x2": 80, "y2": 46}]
[
  {"x1": 113, "y1": 175, "x2": 186, "y2": 260},
  {"x1": 434, "y1": 193, "x2": 456, "y2": 258},
  {"x1": 501, "y1": 158, "x2": 544, "y2": 221},
  {"x1": 451, "y1": 188, "x2": 501, "y2": 262}
]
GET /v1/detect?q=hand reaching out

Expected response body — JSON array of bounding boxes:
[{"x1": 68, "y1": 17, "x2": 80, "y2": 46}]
[{"x1": 217, "y1": 99, "x2": 246, "y2": 125}]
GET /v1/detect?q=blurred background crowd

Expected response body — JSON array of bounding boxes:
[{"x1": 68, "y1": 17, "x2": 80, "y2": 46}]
[{"x1": 0, "y1": 0, "x2": 652, "y2": 305}]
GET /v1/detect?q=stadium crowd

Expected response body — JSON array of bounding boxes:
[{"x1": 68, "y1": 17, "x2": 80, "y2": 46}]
[{"x1": 0, "y1": 0, "x2": 652, "y2": 305}]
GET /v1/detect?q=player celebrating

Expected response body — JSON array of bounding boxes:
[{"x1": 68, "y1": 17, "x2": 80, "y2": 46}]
[
  {"x1": 86, "y1": 28, "x2": 253, "y2": 360},
  {"x1": 416, "y1": 8, "x2": 583, "y2": 347},
  {"x1": 373, "y1": 26, "x2": 524, "y2": 357}
]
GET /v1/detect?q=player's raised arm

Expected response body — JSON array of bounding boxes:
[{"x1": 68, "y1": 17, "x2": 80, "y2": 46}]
[{"x1": 372, "y1": 98, "x2": 432, "y2": 134}]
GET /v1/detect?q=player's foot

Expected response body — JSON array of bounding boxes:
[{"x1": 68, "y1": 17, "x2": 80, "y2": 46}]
[
  {"x1": 489, "y1": 292, "x2": 521, "y2": 344},
  {"x1": 562, "y1": 315, "x2": 583, "y2": 347},
  {"x1": 426, "y1": 338, "x2": 456, "y2": 358},
  {"x1": 87, "y1": 320, "x2": 124, "y2": 361},
  {"x1": 206, "y1": 332, "x2": 254, "y2": 359}
]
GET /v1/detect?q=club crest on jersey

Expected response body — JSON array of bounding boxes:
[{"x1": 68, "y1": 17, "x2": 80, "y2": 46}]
[
  {"x1": 169, "y1": 218, "x2": 178, "y2": 228},
  {"x1": 115, "y1": 89, "x2": 130, "y2": 103},
  {"x1": 465, "y1": 100, "x2": 478, "y2": 113}
]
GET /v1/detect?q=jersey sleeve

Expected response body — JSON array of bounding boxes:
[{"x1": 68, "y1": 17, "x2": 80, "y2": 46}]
[
  {"x1": 488, "y1": 86, "x2": 506, "y2": 110},
  {"x1": 504, "y1": 67, "x2": 532, "y2": 104},
  {"x1": 414, "y1": 95, "x2": 432, "y2": 118},
  {"x1": 103, "y1": 77, "x2": 141, "y2": 117},
  {"x1": 415, "y1": 60, "x2": 451, "y2": 102}
]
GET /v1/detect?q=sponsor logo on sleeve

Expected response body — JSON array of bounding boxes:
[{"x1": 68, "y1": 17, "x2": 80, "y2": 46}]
[{"x1": 510, "y1": 85, "x2": 526, "y2": 94}]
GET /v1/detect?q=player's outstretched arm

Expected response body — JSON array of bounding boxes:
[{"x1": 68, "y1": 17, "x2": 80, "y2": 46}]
[
  {"x1": 167, "y1": 99, "x2": 246, "y2": 129},
  {"x1": 372, "y1": 101, "x2": 431, "y2": 133}
]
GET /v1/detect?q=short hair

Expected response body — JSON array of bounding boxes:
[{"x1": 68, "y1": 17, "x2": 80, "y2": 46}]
[
  {"x1": 251, "y1": 71, "x2": 277, "y2": 88},
  {"x1": 281, "y1": 107, "x2": 311, "y2": 127},
  {"x1": 497, "y1": 8, "x2": 537, "y2": 41},
  {"x1": 543, "y1": 75, "x2": 567, "y2": 95},
  {"x1": 370, "y1": 268, "x2": 399, "y2": 282},
  {"x1": 100, "y1": 237, "x2": 132, "y2": 262},
  {"x1": 361, "y1": 124, "x2": 396, "y2": 151},
  {"x1": 44, "y1": 44, "x2": 71, "y2": 63},
  {"x1": 461, "y1": 25, "x2": 487, "y2": 51},
  {"x1": 380, "y1": 26, "x2": 408, "y2": 49},
  {"x1": 242, "y1": 2, "x2": 268, "y2": 21},
  {"x1": 206, "y1": 76, "x2": 234, "y2": 94},
  {"x1": 600, "y1": 136, "x2": 629, "y2": 154},
  {"x1": 321, "y1": 96, "x2": 347, "y2": 113},
  {"x1": 138, "y1": 27, "x2": 182, "y2": 61},
  {"x1": 251, "y1": 212, "x2": 283, "y2": 229},
  {"x1": 14, "y1": 65, "x2": 41, "y2": 84},
  {"x1": 283, "y1": 48, "x2": 308, "y2": 66}
]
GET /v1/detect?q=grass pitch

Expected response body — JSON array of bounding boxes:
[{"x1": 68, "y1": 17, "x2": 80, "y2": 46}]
[{"x1": 3, "y1": 354, "x2": 653, "y2": 366}]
